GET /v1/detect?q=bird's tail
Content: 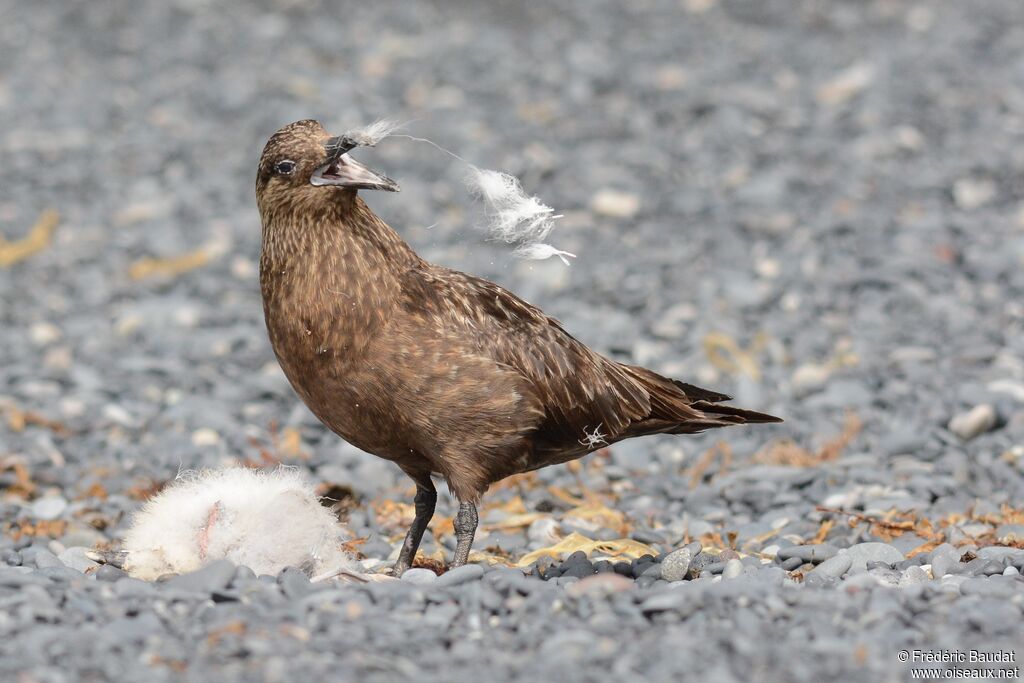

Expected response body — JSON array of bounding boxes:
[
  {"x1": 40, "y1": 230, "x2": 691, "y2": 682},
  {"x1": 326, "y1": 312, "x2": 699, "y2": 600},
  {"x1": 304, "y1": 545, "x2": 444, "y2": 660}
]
[
  {"x1": 620, "y1": 364, "x2": 782, "y2": 435},
  {"x1": 685, "y1": 401, "x2": 783, "y2": 425}
]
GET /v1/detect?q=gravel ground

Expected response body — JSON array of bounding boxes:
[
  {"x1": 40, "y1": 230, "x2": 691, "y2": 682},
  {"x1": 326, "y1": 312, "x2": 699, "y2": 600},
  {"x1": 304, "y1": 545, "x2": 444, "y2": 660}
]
[{"x1": 3, "y1": 1, "x2": 1024, "y2": 681}]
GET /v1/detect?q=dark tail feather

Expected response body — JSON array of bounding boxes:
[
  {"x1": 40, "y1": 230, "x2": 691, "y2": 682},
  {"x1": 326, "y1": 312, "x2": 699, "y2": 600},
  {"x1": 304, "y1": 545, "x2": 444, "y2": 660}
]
[
  {"x1": 671, "y1": 380, "x2": 732, "y2": 403},
  {"x1": 690, "y1": 401, "x2": 783, "y2": 424},
  {"x1": 620, "y1": 364, "x2": 782, "y2": 433}
]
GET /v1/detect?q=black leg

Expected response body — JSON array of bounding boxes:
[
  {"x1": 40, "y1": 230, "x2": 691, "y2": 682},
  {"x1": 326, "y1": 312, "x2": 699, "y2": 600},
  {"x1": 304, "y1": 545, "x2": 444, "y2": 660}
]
[
  {"x1": 393, "y1": 479, "x2": 437, "y2": 577},
  {"x1": 451, "y1": 500, "x2": 478, "y2": 567}
]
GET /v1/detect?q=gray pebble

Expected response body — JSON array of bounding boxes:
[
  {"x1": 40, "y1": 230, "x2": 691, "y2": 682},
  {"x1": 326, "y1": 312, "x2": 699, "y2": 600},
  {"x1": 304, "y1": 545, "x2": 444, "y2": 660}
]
[
  {"x1": 640, "y1": 562, "x2": 663, "y2": 579},
  {"x1": 811, "y1": 553, "x2": 852, "y2": 580},
  {"x1": 106, "y1": 612, "x2": 163, "y2": 642},
  {"x1": 32, "y1": 549, "x2": 63, "y2": 570},
  {"x1": 777, "y1": 544, "x2": 838, "y2": 564},
  {"x1": 233, "y1": 565, "x2": 257, "y2": 583},
  {"x1": 57, "y1": 547, "x2": 99, "y2": 573},
  {"x1": 781, "y1": 557, "x2": 804, "y2": 571},
  {"x1": 660, "y1": 547, "x2": 692, "y2": 582},
  {"x1": 401, "y1": 568, "x2": 438, "y2": 585},
  {"x1": 843, "y1": 543, "x2": 905, "y2": 572},
  {"x1": 931, "y1": 545, "x2": 962, "y2": 577},
  {"x1": 95, "y1": 564, "x2": 128, "y2": 582},
  {"x1": 527, "y1": 518, "x2": 561, "y2": 547},
  {"x1": 995, "y1": 524, "x2": 1024, "y2": 543},
  {"x1": 803, "y1": 571, "x2": 836, "y2": 588},
  {"x1": 165, "y1": 559, "x2": 236, "y2": 593},
  {"x1": 721, "y1": 559, "x2": 744, "y2": 579},
  {"x1": 41, "y1": 565, "x2": 88, "y2": 582},
  {"x1": 0, "y1": 566, "x2": 44, "y2": 587},
  {"x1": 841, "y1": 573, "x2": 879, "y2": 592},
  {"x1": 640, "y1": 590, "x2": 698, "y2": 616},
  {"x1": 687, "y1": 551, "x2": 720, "y2": 578},
  {"x1": 976, "y1": 547, "x2": 1024, "y2": 563},
  {"x1": 959, "y1": 577, "x2": 1018, "y2": 598},
  {"x1": 948, "y1": 404, "x2": 997, "y2": 440},
  {"x1": 899, "y1": 565, "x2": 930, "y2": 587},
  {"x1": 113, "y1": 577, "x2": 156, "y2": 596},
  {"x1": 278, "y1": 566, "x2": 312, "y2": 598},
  {"x1": 435, "y1": 564, "x2": 484, "y2": 587},
  {"x1": 31, "y1": 497, "x2": 68, "y2": 521}
]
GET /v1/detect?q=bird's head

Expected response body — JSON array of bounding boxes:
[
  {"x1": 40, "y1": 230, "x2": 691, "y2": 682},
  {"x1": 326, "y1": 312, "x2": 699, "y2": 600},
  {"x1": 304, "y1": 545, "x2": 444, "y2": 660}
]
[{"x1": 256, "y1": 119, "x2": 399, "y2": 214}]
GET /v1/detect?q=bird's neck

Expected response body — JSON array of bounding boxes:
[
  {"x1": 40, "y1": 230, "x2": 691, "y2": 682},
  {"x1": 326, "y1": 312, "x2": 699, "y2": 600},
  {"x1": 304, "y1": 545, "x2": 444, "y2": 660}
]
[
  {"x1": 260, "y1": 193, "x2": 418, "y2": 268},
  {"x1": 259, "y1": 194, "x2": 421, "y2": 354}
]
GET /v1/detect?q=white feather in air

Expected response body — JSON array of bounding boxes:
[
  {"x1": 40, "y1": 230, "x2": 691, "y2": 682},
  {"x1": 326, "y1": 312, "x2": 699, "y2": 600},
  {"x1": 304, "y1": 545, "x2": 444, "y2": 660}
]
[
  {"x1": 121, "y1": 467, "x2": 357, "y2": 581},
  {"x1": 342, "y1": 119, "x2": 574, "y2": 265},
  {"x1": 513, "y1": 242, "x2": 577, "y2": 265},
  {"x1": 467, "y1": 168, "x2": 561, "y2": 244}
]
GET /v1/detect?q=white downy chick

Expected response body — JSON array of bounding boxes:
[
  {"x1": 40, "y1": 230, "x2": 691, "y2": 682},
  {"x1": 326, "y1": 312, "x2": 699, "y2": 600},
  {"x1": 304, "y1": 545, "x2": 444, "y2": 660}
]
[{"x1": 121, "y1": 467, "x2": 358, "y2": 581}]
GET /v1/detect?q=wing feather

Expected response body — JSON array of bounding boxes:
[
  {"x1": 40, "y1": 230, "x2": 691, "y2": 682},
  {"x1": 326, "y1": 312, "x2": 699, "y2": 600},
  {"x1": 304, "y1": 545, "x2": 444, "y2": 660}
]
[
  {"x1": 400, "y1": 265, "x2": 780, "y2": 460},
  {"x1": 409, "y1": 267, "x2": 651, "y2": 448}
]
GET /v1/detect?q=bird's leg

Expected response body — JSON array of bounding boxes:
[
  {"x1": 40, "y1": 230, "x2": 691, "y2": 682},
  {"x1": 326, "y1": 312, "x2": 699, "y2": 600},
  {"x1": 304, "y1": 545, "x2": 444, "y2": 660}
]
[
  {"x1": 392, "y1": 478, "x2": 437, "y2": 577},
  {"x1": 451, "y1": 500, "x2": 478, "y2": 567}
]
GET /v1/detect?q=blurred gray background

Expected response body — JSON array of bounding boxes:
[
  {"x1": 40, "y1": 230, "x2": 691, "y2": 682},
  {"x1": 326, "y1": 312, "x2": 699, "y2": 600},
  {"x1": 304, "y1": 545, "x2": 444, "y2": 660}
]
[{"x1": 2, "y1": 1, "x2": 1024, "y2": 681}]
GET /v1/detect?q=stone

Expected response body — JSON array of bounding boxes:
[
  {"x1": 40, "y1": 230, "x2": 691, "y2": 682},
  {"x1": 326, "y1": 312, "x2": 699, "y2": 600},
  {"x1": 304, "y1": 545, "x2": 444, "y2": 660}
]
[
  {"x1": 960, "y1": 577, "x2": 1018, "y2": 598},
  {"x1": 791, "y1": 363, "x2": 832, "y2": 396},
  {"x1": 565, "y1": 572, "x2": 634, "y2": 597},
  {"x1": 659, "y1": 548, "x2": 692, "y2": 582},
  {"x1": 400, "y1": 568, "x2": 438, "y2": 585},
  {"x1": 899, "y1": 565, "x2": 930, "y2": 587},
  {"x1": 811, "y1": 553, "x2": 852, "y2": 580},
  {"x1": 591, "y1": 189, "x2": 640, "y2": 218},
  {"x1": 165, "y1": 559, "x2": 236, "y2": 593},
  {"x1": 31, "y1": 497, "x2": 68, "y2": 521},
  {"x1": 435, "y1": 564, "x2": 484, "y2": 587},
  {"x1": 58, "y1": 547, "x2": 99, "y2": 573},
  {"x1": 721, "y1": 559, "x2": 744, "y2": 579},
  {"x1": 948, "y1": 404, "x2": 997, "y2": 440},
  {"x1": 843, "y1": 543, "x2": 905, "y2": 572},
  {"x1": 640, "y1": 590, "x2": 698, "y2": 616},
  {"x1": 95, "y1": 565, "x2": 128, "y2": 582},
  {"x1": 527, "y1": 518, "x2": 561, "y2": 546},
  {"x1": 777, "y1": 544, "x2": 838, "y2": 564},
  {"x1": 561, "y1": 562, "x2": 597, "y2": 579},
  {"x1": 687, "y1": 551, "x2": 720, "y2": 578},
  {"x1": 278, "y1": 566, "x2": 312, "y2": 598},
  {"x1": 32, "y1": 549, "x2": 63, "y2": 570},
  {"x1": 995, "y1": 524, "x2": 1024, "y2": 543},
  {"x1": 952, "y1": 177, "x2": 997, "y2": 210}
]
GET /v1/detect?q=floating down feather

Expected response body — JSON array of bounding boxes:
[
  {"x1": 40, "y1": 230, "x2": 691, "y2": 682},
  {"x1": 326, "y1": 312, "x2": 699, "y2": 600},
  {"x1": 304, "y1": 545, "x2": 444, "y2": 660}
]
[{"x1": 120, "y1": 467, "x2": 359, "y2": 580}]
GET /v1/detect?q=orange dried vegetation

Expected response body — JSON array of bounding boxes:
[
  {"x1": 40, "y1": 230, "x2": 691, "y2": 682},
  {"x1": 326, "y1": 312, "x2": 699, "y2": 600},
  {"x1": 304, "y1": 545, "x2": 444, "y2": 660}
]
[{"x1": 754, "y1": 413, "x2": 861, "y2": 467}]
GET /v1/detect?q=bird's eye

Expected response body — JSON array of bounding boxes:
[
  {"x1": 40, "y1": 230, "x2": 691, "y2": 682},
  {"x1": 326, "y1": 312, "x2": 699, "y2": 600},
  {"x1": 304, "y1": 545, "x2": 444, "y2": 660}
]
[{"x1": 274, "y1": 160, "x2": 296, "y2": 175}]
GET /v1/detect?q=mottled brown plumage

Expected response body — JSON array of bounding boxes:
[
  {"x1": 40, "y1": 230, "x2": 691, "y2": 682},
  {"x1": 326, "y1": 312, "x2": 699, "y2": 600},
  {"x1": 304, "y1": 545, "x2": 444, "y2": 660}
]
[{"x1": 256, "y1": 120, "x2": 781, "y2": 573}]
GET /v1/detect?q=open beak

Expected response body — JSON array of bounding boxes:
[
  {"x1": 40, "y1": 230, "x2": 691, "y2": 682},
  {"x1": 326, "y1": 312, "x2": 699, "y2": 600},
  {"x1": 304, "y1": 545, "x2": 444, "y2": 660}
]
[{"x1": 311, "y1": 137, "x2": 399, "y2": 192}]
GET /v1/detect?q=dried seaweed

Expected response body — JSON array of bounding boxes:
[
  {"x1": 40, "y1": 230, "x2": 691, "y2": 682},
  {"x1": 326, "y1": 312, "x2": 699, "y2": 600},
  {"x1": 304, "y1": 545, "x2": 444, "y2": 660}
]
[
  {"x1": 516, "y1": 532, "x2": 658, "y2": 567},
  {"x1": 129, "y1": 248, "x2": 210, "y2": 280},
  {"x1": 0, "y1": 209, "x2": 58, "y2": 267},
  {"x1": 754, "y1": 413, "x2": 862, "y2": 467}
]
